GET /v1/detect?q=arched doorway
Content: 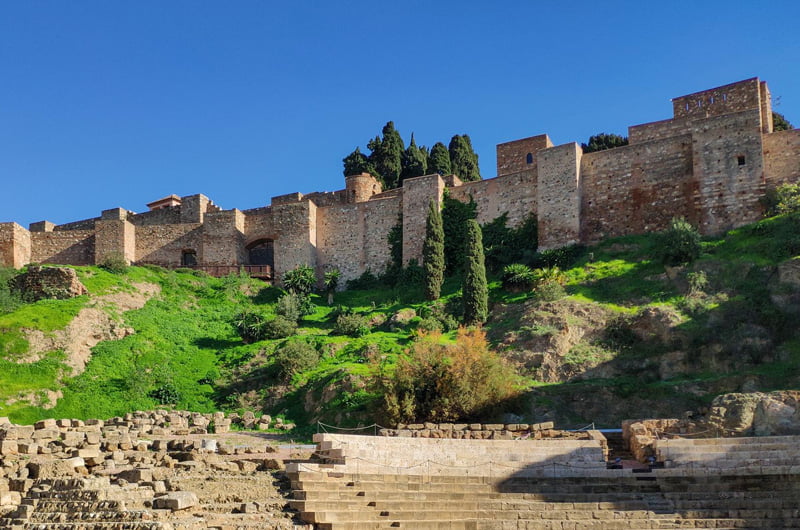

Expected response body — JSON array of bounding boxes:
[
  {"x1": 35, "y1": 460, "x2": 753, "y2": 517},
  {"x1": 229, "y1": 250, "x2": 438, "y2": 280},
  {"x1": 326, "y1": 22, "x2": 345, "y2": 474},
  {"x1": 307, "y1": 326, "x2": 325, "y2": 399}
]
[{"x1": 247, "y1": 239, "x2": 274, "y2": 269}]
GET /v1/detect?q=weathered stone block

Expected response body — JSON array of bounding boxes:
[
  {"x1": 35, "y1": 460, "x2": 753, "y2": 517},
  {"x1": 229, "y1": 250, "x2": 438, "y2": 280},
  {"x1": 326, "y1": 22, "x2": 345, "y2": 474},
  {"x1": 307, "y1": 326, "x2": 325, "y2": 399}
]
[{"x1": 154, "y1": 491, "x2": 198, "y2": 511}]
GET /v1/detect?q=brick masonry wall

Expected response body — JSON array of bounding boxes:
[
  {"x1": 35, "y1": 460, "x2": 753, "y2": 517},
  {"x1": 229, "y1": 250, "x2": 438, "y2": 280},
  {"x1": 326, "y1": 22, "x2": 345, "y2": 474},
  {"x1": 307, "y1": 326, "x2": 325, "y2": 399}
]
[
  {"x1": 692, "y1": 109, "x2": 765, "y2": 235},
  {"x1": 401, "y1": 174, "x2": 444, "y2": 265},
  {"x1": 537, "y1": 143, "x2": 582, "y2": 249},
  {"x1": 30, "y1": 231, "x2": 95, "y2": 265},
  {"x1": 629, "y1": 117, "x2": 693, "y2": 144},
  {"x1": 53, "y1": 218, "x2": 99, "y2": 231},
  {"x1": 95, "y1": 219, "x2": 135, "y2": 264},
  {"x1": 272, "y1": 200, "x2": 317, "y2": 284},
  {"x1": 0, "y1": 223, "x2": 31, "y2": 269},
  {"x1": 135, "y1": 224, "x2": 203, "y2": 266},
  {"x1": 202, "y1": 210, "x2": 246, "y2": 266},
  {"x1": 496, "y1": 134, "x2": 552, "y2": 177},
  {"x1": 130, "y1": 207, "x2": 182, "y2": 226},
  {"x1": 315, "y1": 195, "x2": 401, "y2": 284},
  {"x1": 243, "y1": 210, "x2": 274, "y2": 246},
  {"x1": 580, "y1": 135, "x2": 697, "y2": 243},
  {"x1": 673, "y1": 77, "x2": 762, "y2": 120},
  {"x1": 764, "y1": 129, "x2": 800, "y2": 187},
  {"x1": 448, "y1": 171, "x2": 537, "y2": 227}
]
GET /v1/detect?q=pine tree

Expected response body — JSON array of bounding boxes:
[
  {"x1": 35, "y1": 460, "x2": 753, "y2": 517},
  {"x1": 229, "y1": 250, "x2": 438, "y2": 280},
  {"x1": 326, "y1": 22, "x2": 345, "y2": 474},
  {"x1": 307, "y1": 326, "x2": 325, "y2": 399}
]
[
  {"x1": 462, "y1": 219, "x2": 488, "y2": 325},
  {"x1": 372, "y1": 121, "x2": 405, "y2": 189},
  {"x1": 423, "y1": 199, "x2": 445, "y2": 300},
  {"x1": 428, "y1": 142, "x2": 452, "y2": 176},
  {"x1": 448, "y1": 134, "x2": 481, "y2": 182},
  {"x1": 400, "y1": 133, "x2": 428, "y2": 183}
]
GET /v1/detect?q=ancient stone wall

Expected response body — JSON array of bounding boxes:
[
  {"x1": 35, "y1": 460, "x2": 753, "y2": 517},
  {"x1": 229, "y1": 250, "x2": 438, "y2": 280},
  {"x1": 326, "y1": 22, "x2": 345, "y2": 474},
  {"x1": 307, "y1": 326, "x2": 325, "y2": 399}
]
[
  {"x1": 537, "y1": 143, "x2": 582, "y2": 249},
  {"x1": 134, "y1": 224, "x2": 203, "y2": 267},
  {"x1": 692, "y1": 109, "x2": 765, "y2": 234},
  {"x1": 580, "y1": 135, "x2": 697, "y2": 243},
  {"x1": 53, "y1": 218, "x2": 98, "y2": 231},
  {"x1": 271, "y1": 200, "x2": 317, "y2": 284},
  {"x1": 628, "y1": 117, "x2": 693, "y2": 144},
  {"x1": 95, "y1": 209, "x2": 136, "y2": 264},
  {"x1": 496, "y1": 134, "x2": 553, "y2": 177},
  {"x1": 764, "y1": 129, "x2": 800, "y2": 187},
  {"x1": 202, "y1": 210, "x2": 246, "y2": 266},
  {"x1": 243, "y1": 208, "x2": 274, "y2": 245},
  {"x1": 0, "y1": 223, "x2": 31, "y2": 269},
  {"x1": 448, "y1": 170, "x2": 537, "y2": 227},
  {"x1": 672, "y1": 77, "x2": 763, "y2": 120},
  {"x1": 30, "y1": 231, "x2": 94, "y2": 265},
  {"x1": 401, "y1": 174, "x2": 444, "y2": 265}
]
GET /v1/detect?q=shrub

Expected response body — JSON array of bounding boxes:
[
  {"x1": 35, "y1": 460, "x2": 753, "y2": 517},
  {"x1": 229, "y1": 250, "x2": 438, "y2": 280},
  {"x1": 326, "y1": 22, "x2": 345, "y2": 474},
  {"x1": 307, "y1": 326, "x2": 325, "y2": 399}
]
[
  {"x1": 462, "y1": 220, "x2": 488, "y2": 325},
  {"x1": 232, "y1": 308, "x2": 270, "y2": 343},
  {"x1": 0, "y1": 267, "x2": 24, "y2": 313},
  {"x1": 379, "y1": 328, "x2": 519, "y2": 423},
  {"x1": 534, "y1": 280, "x2": 566, "y2": 302},
  {"x1": 276, "y1": 292, "x2": 314, "y2": 321},
  {"x1": 502, "y1": 263, "x2": 536, "y2": 292},
  {"x1": 323, "y1": 268, "x2": 341, "y2": 304},
  {"x1": 656, "y1": 217, "x2": 701, "y2": 266},
  {"x1": 423, "y1": 200, "x2": 445, "y2": 300},
  {"x1": 482, "y1": 213, "x2": 538, "y2": 272},
  {"x1": 347, "y1": 269, "x2": 381, "y2": 290},
  {"x1": 334, "y1": 313, "x2": 370, "y2": 337},
  {"x1": 273, "y1": 340, "x2": 320, "y2": 380},
  {"x1": 99, "y1": 252, "x2": 128, "y2": 274},
  {"x1": 282, "y1": 264, "x2": 316, "y2": 295},
  {"x1": 264, "y1": 315, "x2": 298, "y2": 339},
  {"x1": 764, "y1": 183, "x2": 800, "y2": 216},
  {"x1": 149, "y1": 382, "x2": 181, "y2": 405}
]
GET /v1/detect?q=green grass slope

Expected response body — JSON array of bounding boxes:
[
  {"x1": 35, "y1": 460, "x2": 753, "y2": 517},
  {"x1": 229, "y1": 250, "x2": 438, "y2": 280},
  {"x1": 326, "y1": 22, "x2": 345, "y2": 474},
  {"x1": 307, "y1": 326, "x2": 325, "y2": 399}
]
[{"x1": 0, "y1": 212, "x2": 798, "y2": 431}]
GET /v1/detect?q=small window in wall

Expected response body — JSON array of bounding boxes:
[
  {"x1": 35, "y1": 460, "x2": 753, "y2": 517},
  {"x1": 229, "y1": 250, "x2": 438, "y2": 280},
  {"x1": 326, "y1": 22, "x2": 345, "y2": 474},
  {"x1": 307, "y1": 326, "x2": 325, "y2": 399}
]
[
  {"x1": 525, "y1": 153, "x2": 533, "y2": 164},
  {"x1": 181, "y1": 249, "x2": 197, "y2": 267},
  {"x1": 737, "y1": 155, "x2": 746, "y2": 166}
]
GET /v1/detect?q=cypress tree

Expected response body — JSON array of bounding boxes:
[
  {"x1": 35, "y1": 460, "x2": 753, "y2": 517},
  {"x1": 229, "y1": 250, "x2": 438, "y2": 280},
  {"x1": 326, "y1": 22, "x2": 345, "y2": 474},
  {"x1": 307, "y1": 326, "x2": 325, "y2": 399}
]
[
  {"x1": 372, "y1": 121, "x2": 404, "y2": 189},
  {"x1": 448, "y1": 134, "x2": 481, "y2": 182},
  {"x1": 462, "y1": 219, "x2": 488, "y2": 325},
  {"x1": 400, "y1": 133, "x2": 428, "y2": 183},
  {"x1": 428, "y1": 142, "x2": 452, "y2": 176},
  {"x1": 423, "y1": 199, "x2": 445, "y2": 300}
]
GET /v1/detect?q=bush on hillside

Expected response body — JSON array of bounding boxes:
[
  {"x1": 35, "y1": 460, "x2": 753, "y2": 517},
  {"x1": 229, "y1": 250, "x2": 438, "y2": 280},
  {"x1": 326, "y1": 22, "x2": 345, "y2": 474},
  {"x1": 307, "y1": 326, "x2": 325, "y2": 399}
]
[
  {"x1": 0, "y1": 267, "x2": 24, "y2": 313},
  {"x1": 379, "y1": 328, "x2": 519, "y2": 423},
  {"x1": 764, "y1": 183, "x2": 800, "y2": 216},
  {"x1": 273, "y1": 340, "x2": 320, "y2": 381},
  {"x1": 282, "y1": 265, "x2": 316, "y2": 295},
  {"x1": 264, "y1": 315, "x2": 298, "y2": 339},
  {"x1": 276, "y1": 292, "x2": 314, "y2": 321},
  {"x1": 656, "y1": 217, "x2": 702, "y2": 266},
  {"x1": 334, "y1": 313, "x2": 370, "y2": 337},
  {"x1": 99, "y1": 252, "x2": 128, "y2": 274},
  {"x1": 501, "y1": 263, "x2": 536, "y2": 292},
  {"x1": 232, "y1": 308, "x2": 271, "y2": 343}
]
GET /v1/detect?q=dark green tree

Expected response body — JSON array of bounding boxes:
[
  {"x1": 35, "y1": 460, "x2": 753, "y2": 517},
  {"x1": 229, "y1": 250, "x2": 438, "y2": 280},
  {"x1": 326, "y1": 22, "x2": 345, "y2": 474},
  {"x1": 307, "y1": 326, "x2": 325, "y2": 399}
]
[
  {"x1": 773, "y1": 112, "x2": 793, "y2": 131},
  {"x1": 462, "y1": 219, "x2": 488, "y2": 325},
  {"x1": 442, "y1": 194, "x2": 477, "y2": 275},
  {"x1": 448, "y1": 134, "x2": 481, "y2": 182},
  {"x1": 428, "y1": 142, "x2": 452, "y2": 176},
  {"x1": 581, "y1": 133, "x2": 628, "y2": 153},
  {"x1": 342, "y1": 147, "x2": 377, "y2": 177},
  {"x1": 422, "y1": 199, "x2": 445, "y2": 300},
  {"x1": 400, "y1": 133, "x2": 428, "y2": 183},
  {"x1": 371, "y1": 121, "x2": 405, "y2": 189}
]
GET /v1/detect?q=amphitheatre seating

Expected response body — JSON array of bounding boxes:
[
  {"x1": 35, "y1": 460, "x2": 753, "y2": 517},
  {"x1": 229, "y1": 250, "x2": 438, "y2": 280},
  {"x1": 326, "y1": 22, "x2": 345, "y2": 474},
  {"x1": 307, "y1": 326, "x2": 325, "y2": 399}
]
[{"x1": 287, "y1": 433, "x2": 800, "y2": 529}]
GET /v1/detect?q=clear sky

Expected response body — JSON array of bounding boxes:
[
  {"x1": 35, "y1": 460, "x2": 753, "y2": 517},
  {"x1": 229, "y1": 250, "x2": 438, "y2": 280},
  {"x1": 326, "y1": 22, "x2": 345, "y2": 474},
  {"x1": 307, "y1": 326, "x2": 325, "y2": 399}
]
[{"x1": 1, "y1": 1, "x2": 798, "y2": 227}]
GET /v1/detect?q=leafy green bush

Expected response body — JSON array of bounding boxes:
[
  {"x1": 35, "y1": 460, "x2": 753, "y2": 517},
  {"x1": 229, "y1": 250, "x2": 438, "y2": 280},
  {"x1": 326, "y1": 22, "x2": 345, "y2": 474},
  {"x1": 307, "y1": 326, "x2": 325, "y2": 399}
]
[
  {"x1": 282, "y1": 265, "x2": 316, "y2": 295},
  {"x1": 346, "y1": 269, "x2": 381, "y2": 290},
  {"x1": 764, "y1": 183, "x2": 800, "y2": 216},
  {"x1": 273, "y1": 340, "x2": 320, "y2": 380},
  {"x1": 334, "y1": 313, "x2": 370, "y2": 337},
  {"x1": 534, "y1": 280, "x2": 566, "y2": 302},
  {"x1": 99, "y1": 252, "x2": 128, "y2": 274},
  {"x1": 149, "y1": 382, "x2": 181, "y2": 405},
  {"x1": 656, "y1": 217, "x2": 701, "y2": 266},
  {"x1": 502, "y1": 263, "x2": 536, "y2": 292},
  {"x1": 418, "y1": 300, "x2": 459, "y2": 332},
  {"x1": 264, "y1": 315, "x2": 298, "y2": 339},
  {"x1": 0, "y1": 267, "x2": 24, "y2": 314},
  {"x1": 232, "y1": 308, "x2": 270, "y2": 343},
  {"x1": 482, "y1": 213, "x2": 538, "y2": 272},
  {"x1": 276, "y1": 292, "x2": 314, "y2": 321}
]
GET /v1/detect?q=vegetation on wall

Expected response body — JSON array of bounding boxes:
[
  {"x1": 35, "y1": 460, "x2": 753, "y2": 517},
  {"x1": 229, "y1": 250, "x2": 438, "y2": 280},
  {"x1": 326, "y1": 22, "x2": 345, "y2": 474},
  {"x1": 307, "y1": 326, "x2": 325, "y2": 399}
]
[
  {"x1": 581, "y1": 133, "x2": 629, "y2": 153},
  {"x1": 772, "y1": 111, "x2": 793, "y2": 132}
]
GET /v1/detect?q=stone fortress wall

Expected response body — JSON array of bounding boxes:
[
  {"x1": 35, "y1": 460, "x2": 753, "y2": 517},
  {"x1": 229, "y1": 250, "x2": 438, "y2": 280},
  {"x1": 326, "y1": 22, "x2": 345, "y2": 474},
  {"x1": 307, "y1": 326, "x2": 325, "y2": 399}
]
[{"x1": 1, "y1": 77, "x2": 799, "y2": 285}]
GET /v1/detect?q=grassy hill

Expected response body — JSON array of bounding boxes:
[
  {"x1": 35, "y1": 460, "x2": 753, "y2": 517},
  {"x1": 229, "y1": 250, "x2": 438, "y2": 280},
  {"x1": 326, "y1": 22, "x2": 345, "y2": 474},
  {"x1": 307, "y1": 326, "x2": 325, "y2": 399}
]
[{"x1": 1, "y1": 212, "x2": 799, "y2": 435}]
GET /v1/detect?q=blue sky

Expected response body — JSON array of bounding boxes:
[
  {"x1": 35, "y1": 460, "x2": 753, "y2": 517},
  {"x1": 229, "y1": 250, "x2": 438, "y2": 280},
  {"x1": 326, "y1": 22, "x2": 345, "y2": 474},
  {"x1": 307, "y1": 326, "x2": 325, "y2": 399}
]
[{"x1": 1, "y1": 1, "x2": 798, "y2": 227}]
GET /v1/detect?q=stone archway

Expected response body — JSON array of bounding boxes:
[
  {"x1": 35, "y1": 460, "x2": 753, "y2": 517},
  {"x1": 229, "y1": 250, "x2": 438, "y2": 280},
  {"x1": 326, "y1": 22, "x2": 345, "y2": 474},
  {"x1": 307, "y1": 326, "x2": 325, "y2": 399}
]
[{"x1": 246, "y1": 238, "x2": 274, "y2": 269}]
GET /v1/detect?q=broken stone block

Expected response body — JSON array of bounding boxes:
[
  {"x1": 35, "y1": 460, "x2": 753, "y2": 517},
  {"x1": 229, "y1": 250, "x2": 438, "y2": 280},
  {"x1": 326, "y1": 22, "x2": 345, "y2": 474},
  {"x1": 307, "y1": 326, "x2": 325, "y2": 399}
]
[
  {"x1": 154, "y1": 491, "x2": 198, "y2": 511},
  {"x1": 34, "y1": 419, "x2": 57, "y2": 430}
]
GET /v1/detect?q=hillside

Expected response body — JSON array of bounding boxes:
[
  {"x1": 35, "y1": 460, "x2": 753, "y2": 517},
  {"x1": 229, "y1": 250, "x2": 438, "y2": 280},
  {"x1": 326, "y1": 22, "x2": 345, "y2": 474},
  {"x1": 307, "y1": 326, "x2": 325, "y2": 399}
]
[{"x1": 1, "y1": 212, "x2": 799, "y2": 434}]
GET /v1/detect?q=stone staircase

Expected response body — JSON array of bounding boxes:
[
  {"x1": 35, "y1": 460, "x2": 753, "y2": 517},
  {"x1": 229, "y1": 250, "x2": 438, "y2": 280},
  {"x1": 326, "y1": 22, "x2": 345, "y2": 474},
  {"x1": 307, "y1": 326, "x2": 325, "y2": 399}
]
[{"x1": 287, "y1": 433, "x2": 800, "y2": 529}]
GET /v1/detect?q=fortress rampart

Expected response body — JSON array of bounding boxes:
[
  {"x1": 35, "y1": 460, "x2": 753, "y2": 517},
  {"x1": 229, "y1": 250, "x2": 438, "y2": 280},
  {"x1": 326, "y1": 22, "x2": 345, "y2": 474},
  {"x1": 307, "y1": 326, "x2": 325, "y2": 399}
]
[{"x1": 1, "y1": 77, "x2": 799, "y2": 284}]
